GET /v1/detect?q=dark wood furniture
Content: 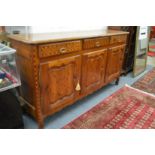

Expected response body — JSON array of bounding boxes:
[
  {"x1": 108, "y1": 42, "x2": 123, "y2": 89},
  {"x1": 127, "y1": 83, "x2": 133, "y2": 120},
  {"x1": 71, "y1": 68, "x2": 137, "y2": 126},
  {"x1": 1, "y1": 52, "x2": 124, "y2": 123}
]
[
  {"x1": 0, "y1": 90, "x2": 24, "y2": 129},
  {"x1": 9, "y1": 30, "x2": 128, "y2": 128},
  {"x1": 0, "y1": 26, "x2": 8, "y2": 42},
  {"x1": 108, "y1": 26, "x2": 137, "y2": 74},
  {"x1": 150, "y1": 26, "x2": 155, "y2": 39},
  {"x1": 0, "y1": 26, "x2": 5, "y2": 33}
]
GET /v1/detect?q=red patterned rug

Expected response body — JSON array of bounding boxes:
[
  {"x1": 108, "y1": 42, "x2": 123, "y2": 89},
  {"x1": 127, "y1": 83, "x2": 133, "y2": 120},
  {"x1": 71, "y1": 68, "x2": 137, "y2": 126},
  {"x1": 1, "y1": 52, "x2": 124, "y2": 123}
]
[
  {"x1": 148, "y1": 51, "x2": 155, "y2": 57},
  {"x1": 63, "y1": 85, "x2": 155, "y2": 129},
  {"x1": 132, "y1": 68, "x2": 155, "y2": 95}
]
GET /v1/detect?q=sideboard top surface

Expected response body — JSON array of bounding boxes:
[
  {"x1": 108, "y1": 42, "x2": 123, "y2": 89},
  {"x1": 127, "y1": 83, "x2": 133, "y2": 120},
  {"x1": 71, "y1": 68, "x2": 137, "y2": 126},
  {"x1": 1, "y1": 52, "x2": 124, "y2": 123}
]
[{"x1": 8, "y1": 30, "x2": 129, "y2": 44}]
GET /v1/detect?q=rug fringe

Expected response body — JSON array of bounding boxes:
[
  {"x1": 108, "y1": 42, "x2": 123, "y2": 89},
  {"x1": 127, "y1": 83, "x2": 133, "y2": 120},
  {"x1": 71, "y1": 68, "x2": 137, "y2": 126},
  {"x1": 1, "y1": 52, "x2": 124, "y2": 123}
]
[{"x1": 125, "y1": 84, "x2": 155, "y2": 98}]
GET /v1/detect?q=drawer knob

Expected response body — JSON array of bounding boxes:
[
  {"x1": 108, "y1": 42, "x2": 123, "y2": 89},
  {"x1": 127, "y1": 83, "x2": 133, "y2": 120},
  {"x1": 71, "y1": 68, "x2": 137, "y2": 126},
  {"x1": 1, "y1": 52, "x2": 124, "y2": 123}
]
[
  {"x1": 60, "y1": 47, "x2": 66, "y2": 53},
  {"x1": 95, "y1": 41, "x2": 100, "y2": 47}
]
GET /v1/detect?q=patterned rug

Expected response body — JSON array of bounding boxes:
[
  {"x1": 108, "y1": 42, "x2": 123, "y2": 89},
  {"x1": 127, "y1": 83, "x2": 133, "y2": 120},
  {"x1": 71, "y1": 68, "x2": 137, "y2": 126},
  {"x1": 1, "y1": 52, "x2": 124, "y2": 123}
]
[
  {"x1": 132, "y1": 68, "x2": 155, "y2": 95},
  {"x1": 148, "y1": 51, "x2": 155, "y2": 57},
  {"x1": 63, "y1": 85, "x2": 155, "y2": 129}
]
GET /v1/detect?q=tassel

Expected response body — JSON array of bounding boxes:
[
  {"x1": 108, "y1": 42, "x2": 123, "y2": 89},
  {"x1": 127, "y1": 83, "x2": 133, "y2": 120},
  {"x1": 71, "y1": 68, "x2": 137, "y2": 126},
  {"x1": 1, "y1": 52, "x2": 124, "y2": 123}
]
[{"x1": 76, "y1": 81, "x2": 81, "y2": 91}]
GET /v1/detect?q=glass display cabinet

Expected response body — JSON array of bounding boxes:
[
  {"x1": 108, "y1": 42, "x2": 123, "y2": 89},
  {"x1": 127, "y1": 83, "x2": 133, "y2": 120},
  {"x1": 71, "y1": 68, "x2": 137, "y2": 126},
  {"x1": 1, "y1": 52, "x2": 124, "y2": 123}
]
[{"x1": 0, "y1": 43, "x2": 21, "y2": 92}]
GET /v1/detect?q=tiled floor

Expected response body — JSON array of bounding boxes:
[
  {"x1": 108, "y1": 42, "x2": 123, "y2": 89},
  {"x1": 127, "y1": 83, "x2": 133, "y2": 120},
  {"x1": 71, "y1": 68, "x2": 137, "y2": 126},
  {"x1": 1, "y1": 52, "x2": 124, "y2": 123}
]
[{"x1": 23, "y1": 65, "x2": 153, "y2": 129}]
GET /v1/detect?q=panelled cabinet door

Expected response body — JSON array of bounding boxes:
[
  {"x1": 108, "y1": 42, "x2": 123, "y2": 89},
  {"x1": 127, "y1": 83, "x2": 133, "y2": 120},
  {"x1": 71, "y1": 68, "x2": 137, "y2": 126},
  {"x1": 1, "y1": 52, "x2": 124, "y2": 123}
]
[
  {"x1": 105, "y1": 45, "x2": 125, "y2": 83},
  {"x1": 82, "y1": 49, "x2": 107, "y2": 95},
  {"x1": 39, "y1": 55, "x2": 81, "y2": 115}
]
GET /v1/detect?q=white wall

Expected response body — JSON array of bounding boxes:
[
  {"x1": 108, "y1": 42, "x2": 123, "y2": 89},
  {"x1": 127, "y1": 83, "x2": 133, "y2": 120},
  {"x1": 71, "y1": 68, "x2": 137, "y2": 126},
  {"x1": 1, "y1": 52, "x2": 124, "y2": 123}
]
[
  {"x1": 5, "y1": 26, "x2": 30, "y2": 34},
  {"x1": 5, "y1": 25, "x2": 107, "y2": 34},
  {"x1": 30, "y1": 26, "x2": 107, "y2": 33}
]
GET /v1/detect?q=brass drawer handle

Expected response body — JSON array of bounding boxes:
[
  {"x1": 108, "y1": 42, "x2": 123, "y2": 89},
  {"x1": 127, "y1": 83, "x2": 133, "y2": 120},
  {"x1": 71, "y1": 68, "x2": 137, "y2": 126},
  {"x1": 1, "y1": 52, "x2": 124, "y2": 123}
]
[
  {"x1": 95, "y1": 41, "x2": 100, "y2": 47},
  {"x1": 59, "y1": 47, "x2": 66, "y2": 53}
]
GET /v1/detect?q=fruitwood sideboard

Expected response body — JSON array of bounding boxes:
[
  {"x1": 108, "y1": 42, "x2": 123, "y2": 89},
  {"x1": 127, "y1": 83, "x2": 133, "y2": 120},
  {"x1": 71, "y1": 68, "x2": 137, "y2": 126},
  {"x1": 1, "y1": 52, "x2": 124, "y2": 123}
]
[{"x1": 9, "y1": 30, "x2": 128, "y2": 128}]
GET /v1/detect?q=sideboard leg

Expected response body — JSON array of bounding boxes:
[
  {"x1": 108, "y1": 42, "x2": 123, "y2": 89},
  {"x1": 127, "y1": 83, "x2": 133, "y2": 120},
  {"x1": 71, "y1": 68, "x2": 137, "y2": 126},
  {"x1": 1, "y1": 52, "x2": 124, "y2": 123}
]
[
  {"x1": 115, "y1": 78, "x2": 120, "y2": 85},
  {"x1": 38, "y1": 122, "x2": 44, "y2": 129},
  {"x1": 36, "y1": 110, "x2": 44, "y2": 129},
  {"x1": 37, "y1": 118, "x2": 44, "y2": 129}
]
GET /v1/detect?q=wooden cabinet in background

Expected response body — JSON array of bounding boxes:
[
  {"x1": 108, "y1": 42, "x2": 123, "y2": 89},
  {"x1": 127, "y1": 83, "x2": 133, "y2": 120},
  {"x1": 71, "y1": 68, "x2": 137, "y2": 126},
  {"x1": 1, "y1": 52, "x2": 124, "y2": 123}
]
[
  {"x1": 9, "y1": 30, "x2": 128, "y2": 128},
  {"x1": 0, "y1": 26, "x2": 5, "y2": 33},
  {"x1": 0, "y1": 26, "x2": 8, "y2": 42}
]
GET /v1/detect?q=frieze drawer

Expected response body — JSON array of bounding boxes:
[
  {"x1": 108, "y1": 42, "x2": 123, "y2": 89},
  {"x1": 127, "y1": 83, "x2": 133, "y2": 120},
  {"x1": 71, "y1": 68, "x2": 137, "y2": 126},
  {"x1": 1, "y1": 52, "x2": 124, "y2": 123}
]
[
  {"x1": 83, "y1": 37, "x2": 109, "y2": 49},
  {"x1": 39, "y1": 40, "x2": 82, "y2": 58},
  {"x1": 110, "y1": 35, "x2": 127, "y2": 44}
]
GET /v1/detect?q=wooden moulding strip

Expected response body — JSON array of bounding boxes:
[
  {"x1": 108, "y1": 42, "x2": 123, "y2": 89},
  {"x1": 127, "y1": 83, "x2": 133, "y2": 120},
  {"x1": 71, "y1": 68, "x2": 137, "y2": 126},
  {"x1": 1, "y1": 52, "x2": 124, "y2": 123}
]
[{"x1": 19, "y1": 96, "x2": 35, "y2": 110}]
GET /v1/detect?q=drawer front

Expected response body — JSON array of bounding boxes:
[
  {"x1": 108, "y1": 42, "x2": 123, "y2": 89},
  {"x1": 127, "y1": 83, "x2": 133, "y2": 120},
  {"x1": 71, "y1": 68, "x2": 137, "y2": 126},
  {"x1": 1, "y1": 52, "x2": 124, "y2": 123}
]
[
  {"x1": 110, "y1": 35, "x2": 127, "y2": 44},
  {"x1": 83, "y1": 37, "x2": 109, "y2": 49},
  {"x1": 39, "y1": 40, "x2": 82, "y2": 58}
]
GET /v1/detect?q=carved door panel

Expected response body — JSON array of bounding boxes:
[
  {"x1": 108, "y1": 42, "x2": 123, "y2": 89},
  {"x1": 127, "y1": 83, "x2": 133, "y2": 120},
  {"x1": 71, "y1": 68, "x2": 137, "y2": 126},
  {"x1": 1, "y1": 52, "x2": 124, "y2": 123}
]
[
  {"x1": 105, "y1": 45, "x2": 125, "y2": 83},
  {"x1": 82, "y1": 49, "x2": 107, "y2": 95},
  {"x1": 40, "y1": 55, "x2": 81, "y2": 115}
]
